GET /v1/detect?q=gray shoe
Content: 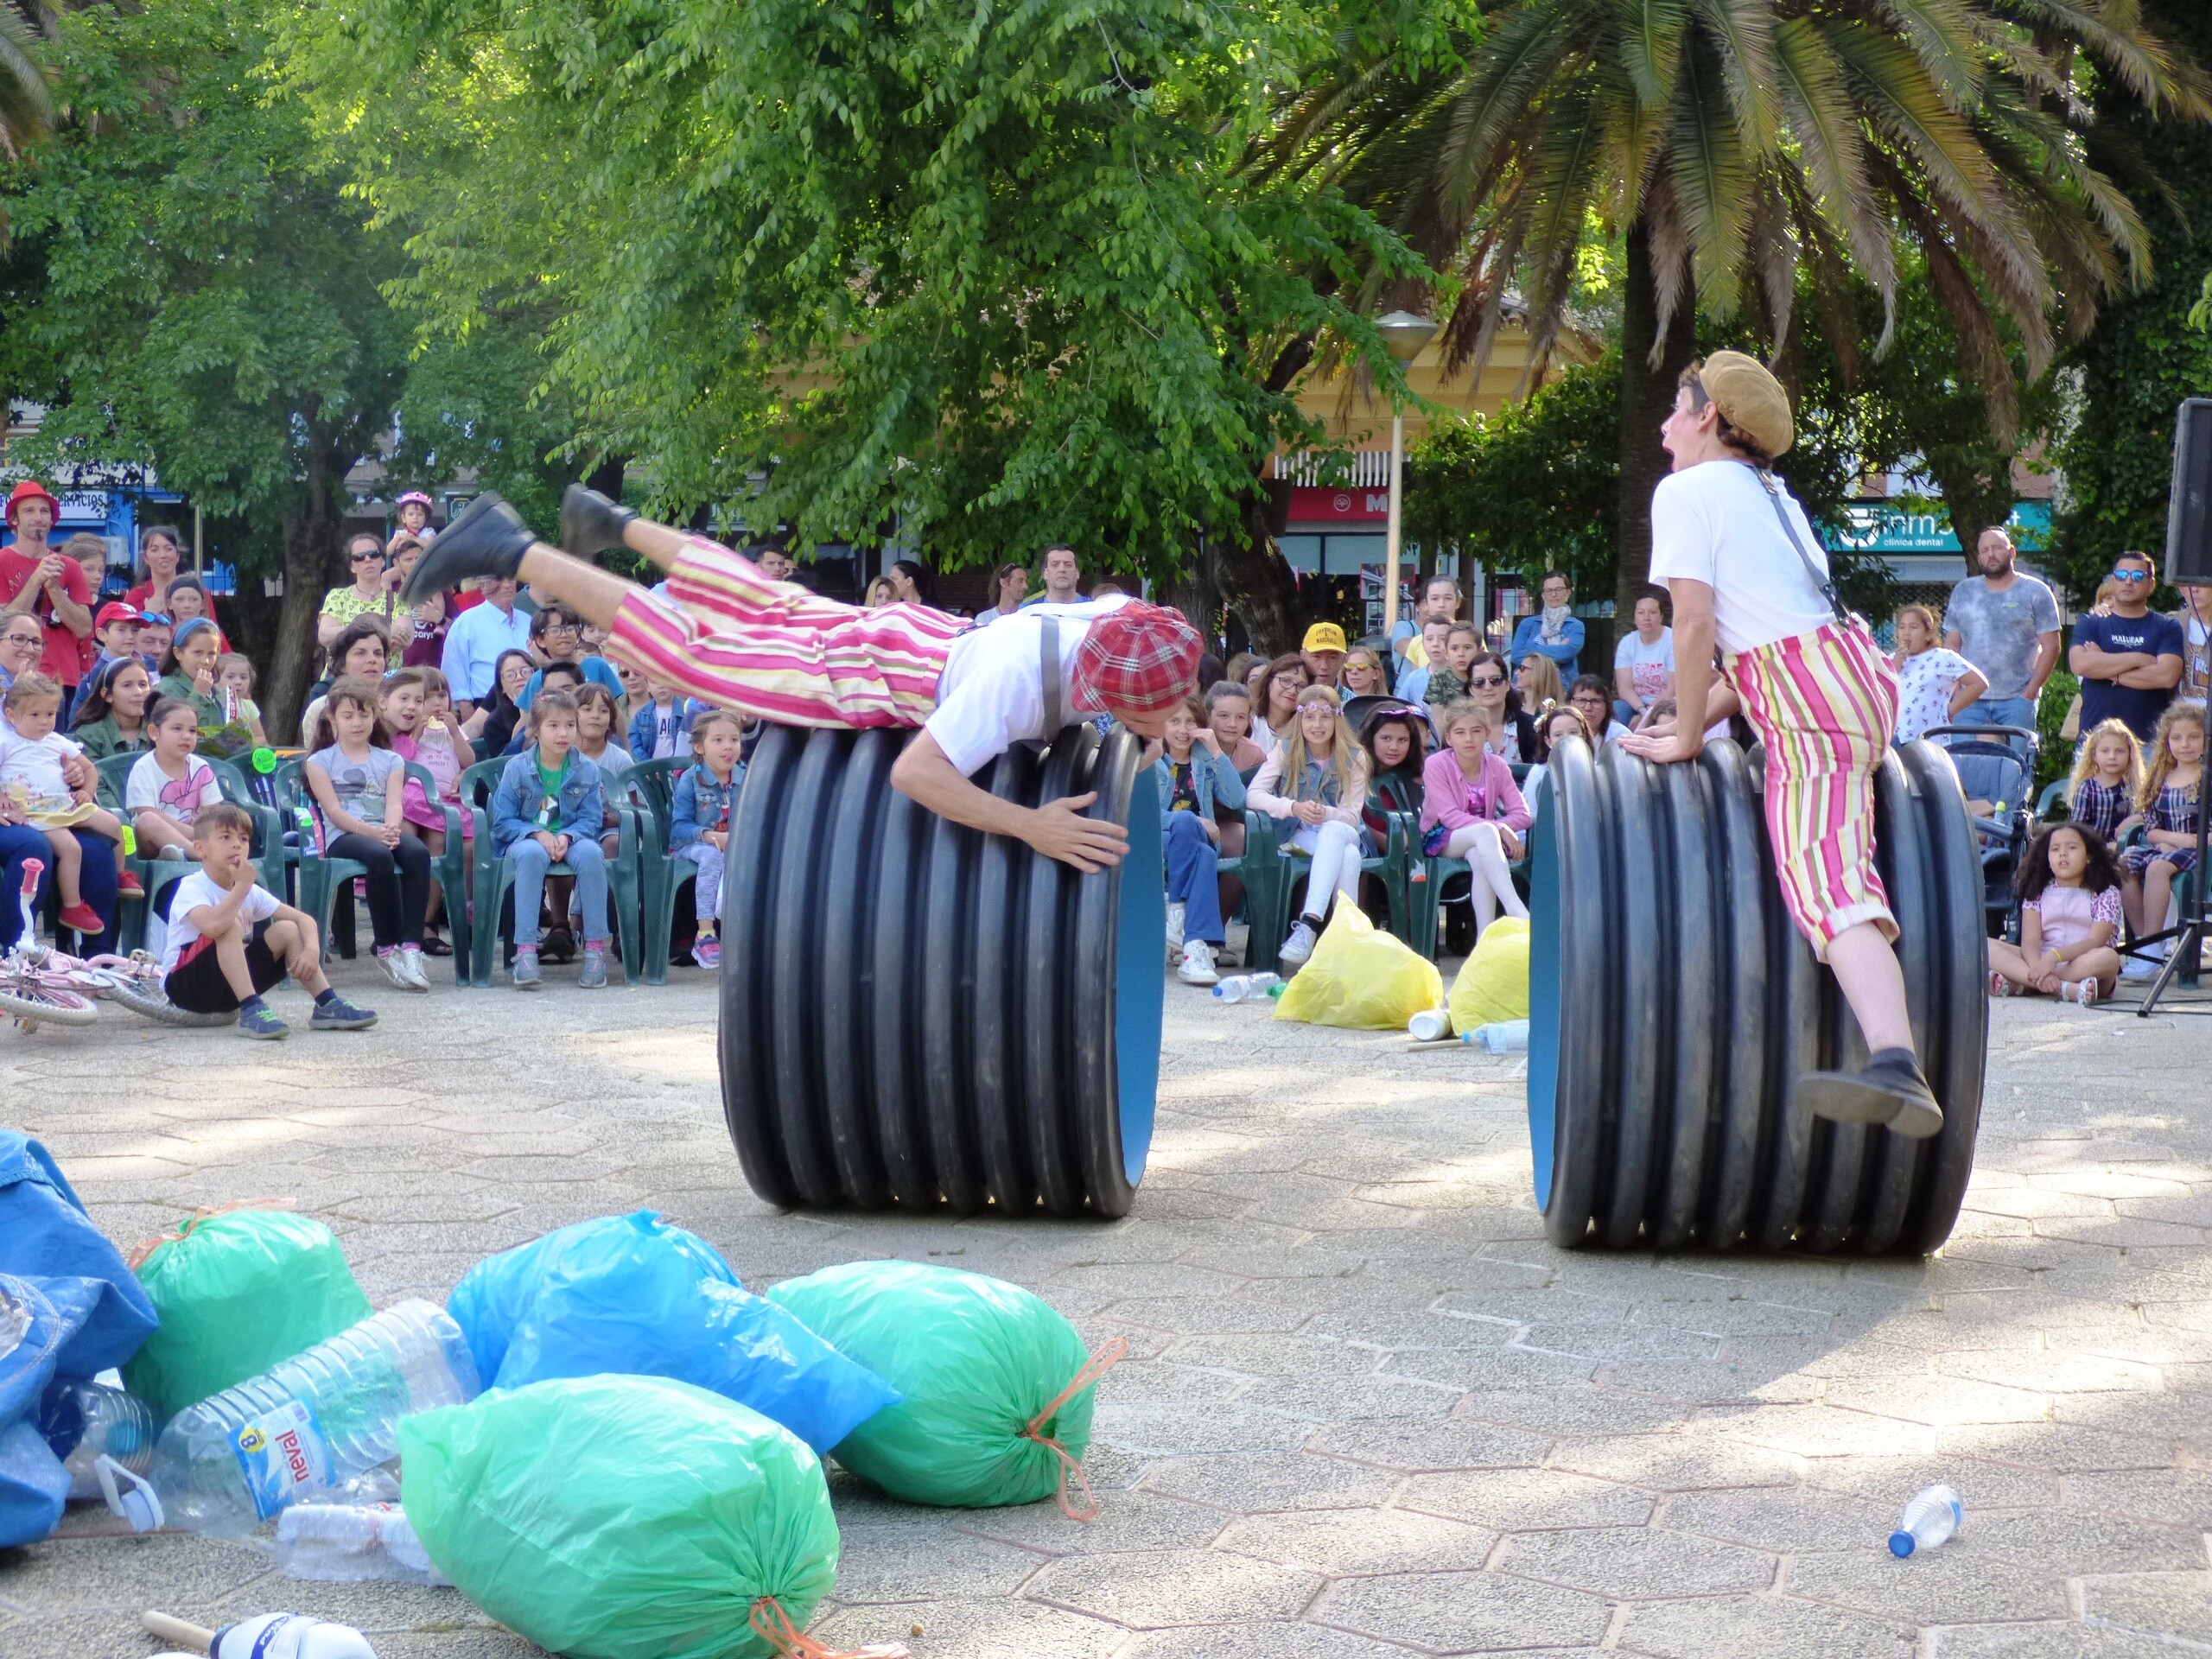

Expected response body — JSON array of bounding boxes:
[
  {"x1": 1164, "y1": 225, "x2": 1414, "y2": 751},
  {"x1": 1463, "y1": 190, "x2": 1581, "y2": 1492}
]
[
  {"x1": 512, "y1": 947, "x2": 542, "y2": 989},
  {"x1": 308, "y1": 995, "x2": 377, "y2": 1031},
  {"x1": 578, "y1": 944, "x2": 608, "y2": 989}
]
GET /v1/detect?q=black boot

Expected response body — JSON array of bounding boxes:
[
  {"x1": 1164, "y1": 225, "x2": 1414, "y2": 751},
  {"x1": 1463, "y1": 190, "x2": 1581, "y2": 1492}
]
[
  {"x1": 562, "y1": 484, "x2": 637, "y2": 558},
  {"x1": 398, "y1": 493, "x2": 537, "y2": 604},
  {"x1": 1797, "y1": 1046, "x2": 1944, "y2": 1140}
]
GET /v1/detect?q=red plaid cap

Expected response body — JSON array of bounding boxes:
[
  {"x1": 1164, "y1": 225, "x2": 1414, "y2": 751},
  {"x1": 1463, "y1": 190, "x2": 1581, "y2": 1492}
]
[{"x1": 1071, "y1": 601, "x2": 1203, "y2": 715}]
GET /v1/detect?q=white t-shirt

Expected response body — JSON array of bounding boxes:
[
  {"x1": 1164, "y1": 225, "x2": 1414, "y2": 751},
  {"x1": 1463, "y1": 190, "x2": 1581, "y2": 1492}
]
[
  {"x1": 1648, "y1": 461, "x2": 1834, "y2": 656},
  {"x1": 126, "y1": 752, "x2": 223, "y2": 825},
  {"x1": 925, "y1": 597, "x2": 1128, "y2": 776},
  {"x1": 1895, "y1": 647, "x2": 1980, "y2": 743},
  {"x1": 160, "y1": 867, "x2": 280, "y2": 977},
  {"x1": 0, "y1": 728, "x2": 81, "y2": 807},
  {"x1": 1613, "y1": 628, "x2": 1675, "y2": 704}
]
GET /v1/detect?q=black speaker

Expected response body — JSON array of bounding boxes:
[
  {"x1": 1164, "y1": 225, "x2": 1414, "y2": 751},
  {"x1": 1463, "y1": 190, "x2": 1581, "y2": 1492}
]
[{"x1": 2168, "y1": 398, "x2": 2212, "y2": 586}]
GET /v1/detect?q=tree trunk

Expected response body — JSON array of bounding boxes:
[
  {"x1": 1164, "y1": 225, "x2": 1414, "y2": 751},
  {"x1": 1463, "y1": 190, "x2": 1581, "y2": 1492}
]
[
  {"x1": 1615, "y1": 222, "x2": 1700, "y2": 623},
  {"x1": 1212, "y1": 486, "x2": 1308, "y2": 657},
  {"x1": 266, "y1": 436, "x2": 347, "y2": 743}
]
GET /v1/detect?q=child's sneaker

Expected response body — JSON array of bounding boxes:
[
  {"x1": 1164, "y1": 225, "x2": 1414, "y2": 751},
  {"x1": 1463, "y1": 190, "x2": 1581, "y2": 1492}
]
[
  {"x1": 115, "y1": 871, "x2": 145, "y2": 898},
  {"x1": 55, "y1": 901, "x2": 104, "y2": 936},
  {"x1": 309, "y1": 995, "x2": 377, "y2": 1030},
  {"x1": 236, "y1": 1004, "x2": 289, "y2": 1040},
  {"x1": 512, "y1": 945, "x2": 542, "y2": 989},
  {"x1": 375, "y1": 945, "x2": 411, "y2": 988},
  {"x1": 1278, "y1": 918, "x2": 1318, "y2": 969},
  {"x1": 1166, "y1": 900, "x2": 1185, "y2": 953},
  {"x1": 395, "y1": 944, "x2": 431, "y2": 991},
  {"x1": 578, "y1": 943, "x2": 609, "y2": 989},
  {"x1": 692, "y1": 937, "x2": 721, "y2": 970}
]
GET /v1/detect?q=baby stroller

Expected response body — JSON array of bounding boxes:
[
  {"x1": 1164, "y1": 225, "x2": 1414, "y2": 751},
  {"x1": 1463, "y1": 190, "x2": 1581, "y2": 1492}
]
[{"x1": 1920, "y1": 724, "x2": 2038, "y2": 940}]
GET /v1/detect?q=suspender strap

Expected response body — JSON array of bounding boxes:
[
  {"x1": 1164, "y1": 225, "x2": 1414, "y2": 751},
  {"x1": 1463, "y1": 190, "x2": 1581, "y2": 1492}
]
[
  {"x1": 1039, "y1": 615, "x2": 1063, "y2": 735},
  {"x1": 1746, "y1": 462, "x2": 1847, "y2": 624}
]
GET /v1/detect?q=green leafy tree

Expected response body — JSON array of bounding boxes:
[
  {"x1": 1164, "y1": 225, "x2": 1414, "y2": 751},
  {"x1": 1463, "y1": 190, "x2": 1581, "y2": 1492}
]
[
  {"x1": 284, "y1": 0, "x2": 1433, "y2": 651},
  {"x1": 1274, "y1": 0, "x2": 2209, "y2": 620},
  {"x1": 0, "y1": 0, "x2": 409, "y2": 736},
  {"x1": 2053, "y1": 0, "x2": 2212, "y2": 603}
]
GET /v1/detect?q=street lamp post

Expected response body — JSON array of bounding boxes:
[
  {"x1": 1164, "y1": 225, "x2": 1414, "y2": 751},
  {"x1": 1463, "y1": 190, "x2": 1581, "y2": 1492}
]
[{"x1": 1375, "y1": 310, "x2": 1437, "y2": 645}]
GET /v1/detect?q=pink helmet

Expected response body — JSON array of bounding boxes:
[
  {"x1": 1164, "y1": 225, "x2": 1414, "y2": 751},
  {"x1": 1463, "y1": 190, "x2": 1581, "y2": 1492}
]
[{"x1": 395, "y1": 491, "x2": 435, "y2": 511}]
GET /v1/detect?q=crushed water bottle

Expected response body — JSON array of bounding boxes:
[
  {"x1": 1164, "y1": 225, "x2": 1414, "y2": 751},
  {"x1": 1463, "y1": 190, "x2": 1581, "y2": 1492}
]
[
  {"x1": 276, "y1": 1503, "x2": 448, "y2": 1586},
  {"x1": 1211, "y1": 973, "x2": 1281, "y2": 1003},
  {"x1": 1889, "y1": 1484, "x2": 1961, "y2": 1556},
  {"x1": 38, "y1": 1379, "x2": 157, "y2": 1499},
  {"x1": 150, "y1": 1300, "x2": 479, "y2": 1538}
]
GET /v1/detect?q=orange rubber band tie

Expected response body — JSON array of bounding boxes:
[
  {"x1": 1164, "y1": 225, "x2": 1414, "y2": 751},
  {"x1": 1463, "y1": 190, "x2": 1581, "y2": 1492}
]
[
  {"x1": 1019, "y1": 1337, "x2": 1129, "y2": 1522},
  {"x1": 749, "y1": 1596, "x2": 909, "y2": 1659},
  {"x1": 126, "y1": 1198, "x2": 297, "y2": 1271}
]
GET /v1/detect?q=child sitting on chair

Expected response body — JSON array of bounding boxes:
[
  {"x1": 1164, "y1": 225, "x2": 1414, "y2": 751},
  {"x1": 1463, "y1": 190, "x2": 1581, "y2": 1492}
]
[
  {"x1": 1988, "y1": 823, "x2": 2125, "y2": 1006},
  {"x1": 490, "y1": 690, "x2": 612, "y2": 990},
  {"x1": 160, "y1": 801, "x2": 377, "y2": 1038},
  {"x1": 125, "y1": 696, "x2": 224, "y2": 860},
  {"x1": 669, "y1": 709, "x2": 745, "y2": 971},
  {"x1": 0, "y1": 671, "x2": 130, "y2": 935}
]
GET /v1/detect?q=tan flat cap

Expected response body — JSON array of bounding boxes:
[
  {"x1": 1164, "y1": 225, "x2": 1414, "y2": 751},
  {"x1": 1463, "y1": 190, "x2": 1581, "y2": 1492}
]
[{"x1": 1699, "y1": 350, "x2": 1793, "y2": 458}]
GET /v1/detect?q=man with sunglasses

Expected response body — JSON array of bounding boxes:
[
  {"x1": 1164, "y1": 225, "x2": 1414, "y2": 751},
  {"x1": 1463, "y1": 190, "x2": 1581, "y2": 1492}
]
[
  {"x1": 2069, "y1": 550, "x2": 2183, "y2": 741},
  {"x1": 1943, "y1": 526, "x2": 2060, "y2": 744}
]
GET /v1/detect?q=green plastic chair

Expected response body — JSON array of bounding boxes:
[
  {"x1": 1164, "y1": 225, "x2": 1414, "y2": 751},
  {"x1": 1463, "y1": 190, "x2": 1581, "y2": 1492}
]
[
  {"x1": 618, "y1": 756, "x2": 705, "y2": 986},
  {"x1": 270, "y1": 758, "x2": 371, "y2": 963},
  {"x1": 1407, "y1": 766, "x2": 1541, "y2": 962},
  {"x1": 95, "y1": 753, "x2": 284, "y2": 952},
  {"x1": 457, "y1": 757, "x2": 645, "y2": 988}
]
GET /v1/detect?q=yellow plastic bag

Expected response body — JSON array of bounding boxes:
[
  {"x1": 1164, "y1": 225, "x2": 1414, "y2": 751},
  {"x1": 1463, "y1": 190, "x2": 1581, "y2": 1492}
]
[
  {"x1": 1274, "y1": 906, "x2": 1443, "y2": 1029},
  {"x1": 1448, "y1": 916, "x2": 1530, "y2": 1032}
]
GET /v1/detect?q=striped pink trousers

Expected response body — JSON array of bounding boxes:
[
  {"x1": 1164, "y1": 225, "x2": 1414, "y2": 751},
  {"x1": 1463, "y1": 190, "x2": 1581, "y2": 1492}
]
[
  {"x1": 605, "y1": 537, "x2": 968, "y2": 728},
  {"x1": 1726, "y1": 620, "x2": 1901, "y2": 958}
]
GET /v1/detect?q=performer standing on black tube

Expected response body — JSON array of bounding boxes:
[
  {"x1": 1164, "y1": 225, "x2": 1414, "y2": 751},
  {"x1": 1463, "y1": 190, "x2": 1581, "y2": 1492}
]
[
  {"x1": 1623, "y1": 352, "x2": 1943, "y2": 1138},
  {"x1": 398, "y1": 489, "x2": 1201, "y2": 873}
]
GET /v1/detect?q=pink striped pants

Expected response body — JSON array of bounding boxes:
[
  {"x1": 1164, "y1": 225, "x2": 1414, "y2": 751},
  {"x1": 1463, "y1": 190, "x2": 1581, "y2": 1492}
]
[
  {"x1": 1726, "y1": 620, "x2": 1901, "y2": 958},
  {"x1": 605, "y1": 537, "x2": 968, "y2": 728}
]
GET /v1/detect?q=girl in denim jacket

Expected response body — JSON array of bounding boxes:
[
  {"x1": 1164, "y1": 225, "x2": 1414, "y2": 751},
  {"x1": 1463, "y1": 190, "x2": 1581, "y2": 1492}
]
[
  {"x1": 670, "y1": 709, "x2": 746, "y2": 969},
  {"x1": 490, "y1": 690, "x2": 610, "y2": 988}
]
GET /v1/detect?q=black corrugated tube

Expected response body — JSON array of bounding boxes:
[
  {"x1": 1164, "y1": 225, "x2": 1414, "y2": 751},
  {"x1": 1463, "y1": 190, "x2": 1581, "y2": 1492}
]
[
  {"x1": 720, "y1": 722, "x2": 1166, "y2": 1217},
  {"x1": 1528, "y1": 737, "x2": 1986, "y2": 1254}
]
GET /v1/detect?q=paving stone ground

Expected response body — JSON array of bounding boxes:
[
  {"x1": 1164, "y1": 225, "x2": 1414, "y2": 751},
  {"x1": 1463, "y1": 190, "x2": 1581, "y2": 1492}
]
[{"x1": 3, "y1": 958, "x2": 2210, "y2": 1657}]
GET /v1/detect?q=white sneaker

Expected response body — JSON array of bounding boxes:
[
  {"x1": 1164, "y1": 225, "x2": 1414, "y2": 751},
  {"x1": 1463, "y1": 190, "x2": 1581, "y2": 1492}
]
[
  {"x1": 375, "y1": 947, "x2": 410, "y2": 988},
  {"x1": 1279, "y1": 918, "x2": 1319, "y2": 969},
  {"x1": 397, "y1": 944, "x2": 431, "y2": 991},
  {"x1": 2122, "y1": 953, "x2": 2160, "y2": 981},
  {"x1": 1176, "y1": 938, "x2": 1219, "y2": 986},
  {"x1": 1166, "y1": 901, "x2": 1186, "y2": 953}
]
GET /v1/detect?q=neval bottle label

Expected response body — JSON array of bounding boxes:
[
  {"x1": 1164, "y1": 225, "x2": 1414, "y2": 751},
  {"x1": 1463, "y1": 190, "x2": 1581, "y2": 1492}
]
[{"x1": 231, "y1": 1401, "x2": 330, "y2": 1520}]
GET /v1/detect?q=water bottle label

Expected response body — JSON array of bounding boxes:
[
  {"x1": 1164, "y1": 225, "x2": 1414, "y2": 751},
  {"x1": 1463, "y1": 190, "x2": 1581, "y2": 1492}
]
[{"x1": 231, "y1": 1401, "x2": 331, "y2": 1520}]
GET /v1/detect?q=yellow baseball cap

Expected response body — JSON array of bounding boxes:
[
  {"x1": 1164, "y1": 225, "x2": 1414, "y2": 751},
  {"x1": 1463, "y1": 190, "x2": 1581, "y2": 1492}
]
[{"x1": 1302, "y1": 622, "x2": 1349, "y2": 653}]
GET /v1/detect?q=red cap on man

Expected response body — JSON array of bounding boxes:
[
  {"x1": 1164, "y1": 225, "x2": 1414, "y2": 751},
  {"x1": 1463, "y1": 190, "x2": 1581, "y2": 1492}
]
[
  {"x1": 5, "y1": 480, "x2": 60, "y2": 526},
  {"x1": 1071, "y1": 601, "x2": 1203, "y2": 715}
]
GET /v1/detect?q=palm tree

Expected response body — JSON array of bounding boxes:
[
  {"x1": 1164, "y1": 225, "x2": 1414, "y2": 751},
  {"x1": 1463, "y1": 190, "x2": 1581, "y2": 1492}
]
[
  {"x1": 0, "y1": 4, "x2": 51, "y2": 161},
  {"x1": 1273, "y1": 1, "x2": 2209, "y2": 613}
]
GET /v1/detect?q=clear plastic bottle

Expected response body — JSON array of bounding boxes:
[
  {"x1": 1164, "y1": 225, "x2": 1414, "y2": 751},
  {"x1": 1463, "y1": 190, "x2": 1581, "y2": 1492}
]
[
  {"x1": 276, "y1": 1502, "x2": 448, "y2": 1585},
  {"x1": 150, "y1": 1300, "x2": 479, "y2": 1538},
  {"x1": 1465, "y1": 1019, "x2": 1529, "y2": 1052},
  {"x1": 40, "y1": 1379, "x2": 157, "y2": 1499},
  {"x1": 1211, "y1": 972, "x2": 1281, "y2": 1003},
  {"x1": 1889, "y1": 1484, "x2": 1962, "y2": 1556}
]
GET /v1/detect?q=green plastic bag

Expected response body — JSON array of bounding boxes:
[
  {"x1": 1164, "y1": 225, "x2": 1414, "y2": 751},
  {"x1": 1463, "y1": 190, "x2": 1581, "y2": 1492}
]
[
  {"x1": 400, "y1": 1376, "x2": 839, "y2": 1659},
  {"x1": 1273, "y1": 905, "x2": 1444, "y2": 1029},
  {"x1": 1448, "y1": 915, "x2": 1531, "y2": 1031},
  {"x1": 766, "y1": 1261, "x2": 1112, "y2": 1510},
  {"x1": 124, "y1": 1209, "x2": 370, "y2": 1422}
]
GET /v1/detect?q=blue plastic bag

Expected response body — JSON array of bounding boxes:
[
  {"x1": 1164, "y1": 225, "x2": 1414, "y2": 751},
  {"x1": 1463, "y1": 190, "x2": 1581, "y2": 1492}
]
[
  {"x1": 448, "y1": 1212, "x2": 898, "y2": 1454},
  {"x1": 0, "y1": 1134, "x2": 156, "y2": 1377},
  {"x1": 1, "y1": 1273, "x2": 136, "y2": 1547}
]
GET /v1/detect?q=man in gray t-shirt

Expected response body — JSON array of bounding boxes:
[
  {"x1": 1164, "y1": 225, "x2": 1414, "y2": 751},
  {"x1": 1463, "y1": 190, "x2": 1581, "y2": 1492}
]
[{"x1": 1943, "y1": 527, "x2": 2061, "y2": 741}]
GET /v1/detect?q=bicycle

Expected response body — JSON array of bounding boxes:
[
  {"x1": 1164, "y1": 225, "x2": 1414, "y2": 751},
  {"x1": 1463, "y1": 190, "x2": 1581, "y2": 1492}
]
[{"x1": 1, "y1": 860, "x2": 233, "y2": 1031}]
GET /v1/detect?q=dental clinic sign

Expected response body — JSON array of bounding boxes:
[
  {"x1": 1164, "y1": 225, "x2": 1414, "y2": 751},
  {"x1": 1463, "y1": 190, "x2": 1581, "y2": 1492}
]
[{"x1": 1832, "y1": 500, "x2": 2051, "y2": 554}]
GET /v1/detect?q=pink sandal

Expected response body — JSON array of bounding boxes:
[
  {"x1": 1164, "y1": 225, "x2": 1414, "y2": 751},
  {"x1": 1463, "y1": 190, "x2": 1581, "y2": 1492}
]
[{"x1": 1988, "y1": 971, "x2": 2015, "y2": 998}]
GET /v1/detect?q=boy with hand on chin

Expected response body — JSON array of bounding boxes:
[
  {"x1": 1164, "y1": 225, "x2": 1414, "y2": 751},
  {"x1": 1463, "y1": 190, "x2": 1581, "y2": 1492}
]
[{"x1": 161, "y1": 801, "x2": 378, "y2": 1039}]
